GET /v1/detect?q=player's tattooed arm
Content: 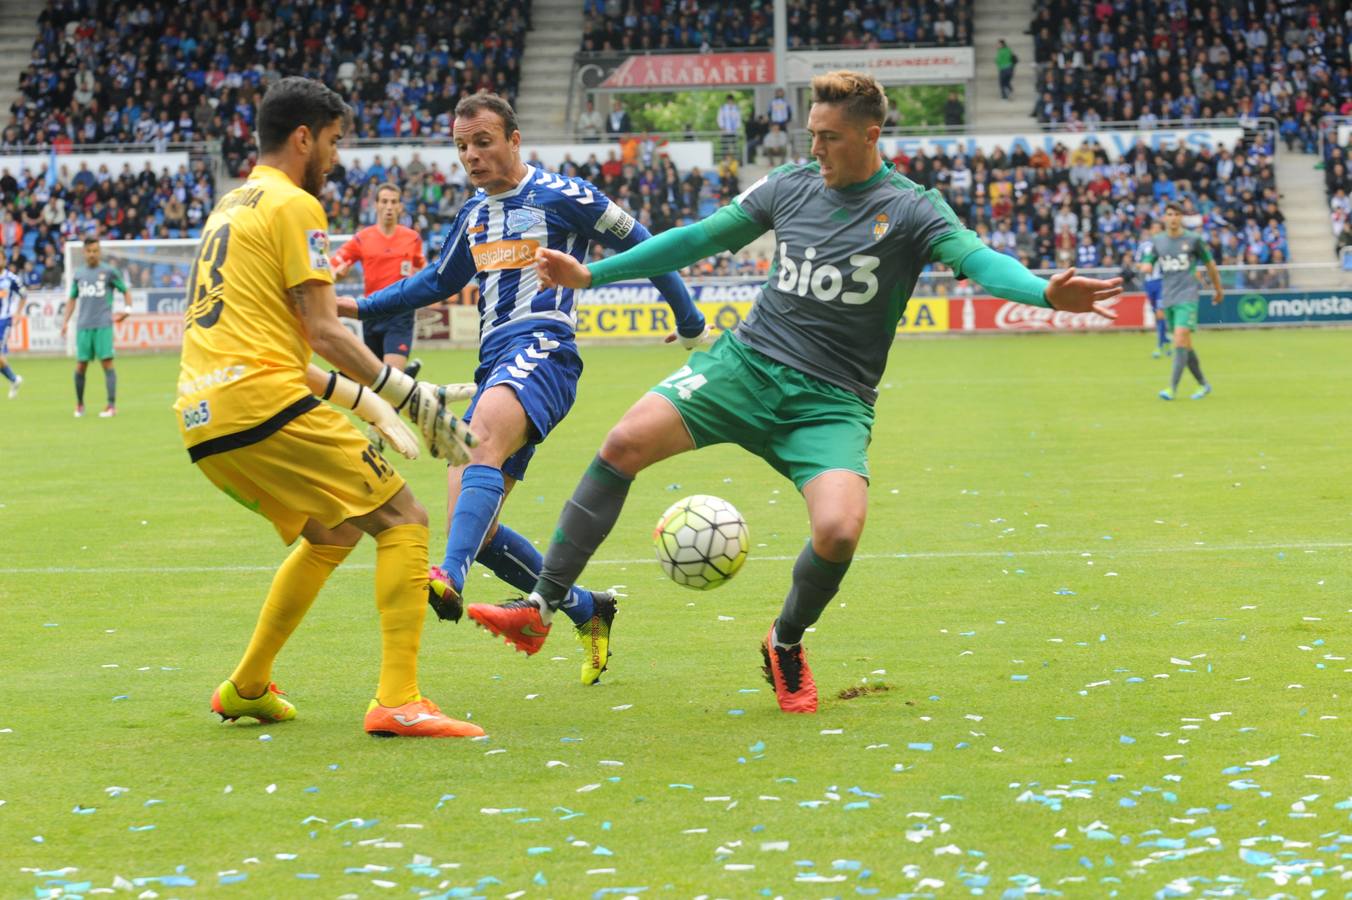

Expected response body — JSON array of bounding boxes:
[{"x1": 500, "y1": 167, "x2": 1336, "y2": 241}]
[{"x1": 287, "y1": 285, "x2": 308, "y2": 318}]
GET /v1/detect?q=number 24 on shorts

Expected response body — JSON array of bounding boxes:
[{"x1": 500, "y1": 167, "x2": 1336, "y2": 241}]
[{"x1": 660, "y1": 365, "x2": 707, "y2": 400}]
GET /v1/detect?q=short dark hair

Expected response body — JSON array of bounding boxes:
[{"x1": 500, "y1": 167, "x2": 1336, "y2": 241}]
[
  {"x1": 454, "y1": 91, "x2": 519, "y2": 138},
  {"x1": 1164, "y1": 201, "x2": 1183, "y2": 213},
  {"x1": 375, "y1": 182, "x2": 402, "y2": 199},
  {"x1": 83, "y1": 236, "x2": 99, "y2": 246},
  {"x1": 256, "y1": 76, "x2": 351, "y2": 154}
]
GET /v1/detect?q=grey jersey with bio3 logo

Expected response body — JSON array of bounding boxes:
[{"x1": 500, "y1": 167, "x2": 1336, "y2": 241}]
[
  {"x1": 1145, "y1": 230, "x2": 1212, "y2": 307},
  {"x1": 732, "y1": 161, "x2": 983, "y2": 404},
  {"x1": 70, "y1": 263, "x2": 128, "y2": 329}
]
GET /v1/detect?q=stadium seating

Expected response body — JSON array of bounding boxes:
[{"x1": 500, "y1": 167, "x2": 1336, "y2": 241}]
[
  {"x1": 12, "y1": 0, "x2": 532, "y2": 174},
  {"x1": 1028, "y1": 0, "x2": 1350, "y2": 146},
  {"x1": 889, "y1": 137, "x2": 1284, "y2": 270},
  {"x1": 580, "y1": 0, "x2": 971, "y2": 52},
  {"x1": 0, "y1": 158, "x2": 214, "y2": 285}
]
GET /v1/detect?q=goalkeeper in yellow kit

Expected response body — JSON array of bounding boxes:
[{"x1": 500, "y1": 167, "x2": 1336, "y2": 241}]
[{"x1": 174, "y1": 77, "x2": 480, "y2": 738}]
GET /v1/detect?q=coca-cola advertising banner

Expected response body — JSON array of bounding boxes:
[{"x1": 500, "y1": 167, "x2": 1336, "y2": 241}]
[{"x1": 948, "y1": 294, "x2": 1149, "y2": 332}]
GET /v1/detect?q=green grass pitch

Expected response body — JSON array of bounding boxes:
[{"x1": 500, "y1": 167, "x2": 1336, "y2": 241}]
[{"x1": 1, "y1": 329, "x2": 1348, "y2": 897}]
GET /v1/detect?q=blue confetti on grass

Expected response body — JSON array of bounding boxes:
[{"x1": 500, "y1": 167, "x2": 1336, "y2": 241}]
[
  {"x1": 907, "y1": 742, "x2": 933, "y2": 752},
  {"x1": 526, "y1": 846, "x2": 552, "y2": 856}
]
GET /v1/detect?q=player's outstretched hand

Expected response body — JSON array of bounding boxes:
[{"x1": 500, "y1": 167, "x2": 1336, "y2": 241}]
[
  {"x1": 334, "y1": 296, "x2": 360, "y2": 318},
  {"x1": 1045, "y1": 267, "x2": 1123, "y2": 319},
  {"x1": 373, "y1": 366, "x2": 477, "y2": 463},
  {"x1": 428, "y1": 402, "x2": 475, "y2": 465},
  {"x1": 405, "y1": 384, "x2": 476, "y2": 464},
  {"x1": 307, "y1": 365, "x2": 421, "y2": 459},
  {"x1": 363, "y1": 396, "x2": 421, "y2": 459},
  {"x1": 535, "y1": 247, "x2": 593, "y2": 290},
  {"x1": 663, "y1": 324, "x2": 717, "y2": 350}
]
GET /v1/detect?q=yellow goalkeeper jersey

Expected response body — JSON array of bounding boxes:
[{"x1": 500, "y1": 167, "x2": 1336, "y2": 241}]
[{"x1": 174, "y1": 165, "x2": 335, "y2": 454}]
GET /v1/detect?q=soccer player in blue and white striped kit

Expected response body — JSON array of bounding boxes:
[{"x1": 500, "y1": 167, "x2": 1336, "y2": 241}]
[
  {"x1": 342, "y1": 92, "x2": 706, "y2": 685},
  {"x1": 1137, "y1": 223, "x2": 1170, "y2": 358},
  {"x1": 0, "y1": 256, "x2": 25, "y2": 398}
]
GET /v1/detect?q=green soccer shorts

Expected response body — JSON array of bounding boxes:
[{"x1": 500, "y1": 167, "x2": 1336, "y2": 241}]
[
  {"x1": 76, "y1": 326, "x2": 115, "y2": 362},
  {"x1": 1164, "y1": 302, "x2": 1199, "y2": 331},
  {"x1": 648, "y1": 331, "x2": 874, "y2": 491}
]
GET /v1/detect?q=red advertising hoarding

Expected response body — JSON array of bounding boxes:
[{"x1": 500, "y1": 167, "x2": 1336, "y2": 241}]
[
  {"x1": 602, "y1": 52, "x2": 775, "y2": 89},
  {"x1": 948, "y1": 294, "x2": 1148, "y2": 332}
]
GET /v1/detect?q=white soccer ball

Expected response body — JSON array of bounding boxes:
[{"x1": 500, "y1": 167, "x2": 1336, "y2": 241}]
[{"x1": 652, "y1": 494, "x2": 749, "y2": 590}]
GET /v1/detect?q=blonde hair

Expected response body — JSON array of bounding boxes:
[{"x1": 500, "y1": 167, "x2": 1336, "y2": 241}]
[{"x1": 810, "y1": 71, "x2": 888, "y2": 125}]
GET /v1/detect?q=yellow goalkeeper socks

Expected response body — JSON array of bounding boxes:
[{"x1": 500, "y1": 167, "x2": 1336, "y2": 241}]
[
  {"x1": 231, "y1": 540, "x2": 353, "y2": 696},
  {"x1": 373, "y1": 523, "x2": 430, "y2": 708}
]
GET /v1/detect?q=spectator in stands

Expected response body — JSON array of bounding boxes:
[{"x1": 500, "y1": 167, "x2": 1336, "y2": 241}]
[
  {"x1": 763, "y1": 122, "x2": 790, "y2": 166},
  {"x1": 17, "y1": 0, "x2": 530, "y2": 174},
  {"x1": 576, "y1": 99, "x2": 604, "y2": 142},
  {"x1": 784, "y1": 0, "x2": 971, "y2": 48},
  {"x1": 996, "y1": 40, "x2": 1017, "y2": 101},
  {"x1": 1031, "y1": 0, "x2": 1348, "y2": 147},
  {"x1": 744, "y1": 113, "x2": 769, "y2": 165},
  {"x1": 1337, "y1": 222, "x2": 1352, "y2": 257},
  {"x1": 717, "y1": 94, "x2": 743, "y2": 161},
  {"x1": 943, "y1": 91, "x2": 965, "y2": 127},
  {"x1": 606, "y1": 99, "x2": 632, "y2": 136},
  {"x1": 768, "y1": 87, "x2": 793, "y2": 129}
]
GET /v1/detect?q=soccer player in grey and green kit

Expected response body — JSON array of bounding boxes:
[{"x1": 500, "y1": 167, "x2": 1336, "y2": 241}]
[
  {"x1": 60, "y1": 237, "x2": 132, "y2": 417},
  {"x1": 467, "y1": 71, "x2": 1123, "y2": 712},
  {"x1": 1143, "y1": 202, "x2": 1223, "y2": 400}
]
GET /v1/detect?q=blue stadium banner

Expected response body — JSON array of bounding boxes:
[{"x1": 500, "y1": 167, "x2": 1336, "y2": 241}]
[{"x1": 1200, "y1": 290, "x2": 1352, "y2": 326}]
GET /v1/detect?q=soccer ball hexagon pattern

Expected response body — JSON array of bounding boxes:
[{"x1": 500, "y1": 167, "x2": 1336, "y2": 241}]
[{"x1": 652, "y1": 494, "x2": 749, "y2": 590}]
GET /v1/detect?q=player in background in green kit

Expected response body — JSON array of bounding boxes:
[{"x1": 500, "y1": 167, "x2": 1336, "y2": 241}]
[
  {"x1": 471, "y1": 70, "x2": 1124, "y2": 713},
  {"x1": 1143, "y1": 202, "x2": 1223, "y2": 400},
  {"x1": 60, "y1": 237, "x2": 132, "y2": 417}
]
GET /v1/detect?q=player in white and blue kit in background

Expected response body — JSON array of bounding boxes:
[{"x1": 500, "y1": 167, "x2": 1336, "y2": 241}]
[
  {"x1": 0, "y1": 256, "x2": 25, "y2": 398},
  {"x1": 341, "y1": 92, "x2": 706, "y2": 684},
  {"x1": 1137, "y1": 223, "x2": 1170, "y2": 358}
]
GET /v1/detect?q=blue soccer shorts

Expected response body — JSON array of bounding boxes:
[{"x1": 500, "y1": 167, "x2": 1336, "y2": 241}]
[
  {"x1": 363, "y1": 311, "x2": 415, "y2": 359},
  {"x1": 463, "y1": 330, "x2": 583, "y2": 481},
  {"x1": 1145, "y1": 280, "x2": 1163, "y2": 310}
]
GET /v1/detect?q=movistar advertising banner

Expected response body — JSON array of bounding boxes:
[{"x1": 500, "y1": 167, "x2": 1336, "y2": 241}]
[{"x1": 1200, "y1": 291, "x2": 1352, "y2": 326}]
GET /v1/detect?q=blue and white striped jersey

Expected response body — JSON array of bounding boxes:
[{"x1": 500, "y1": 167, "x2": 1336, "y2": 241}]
[
  {"x1": 1136, "y1": 239, "x2": 1163, "y2": 283},
  {"x1": 0, "y1": 269, "x2": 25, "y2": 319},
  {"x1": 360, "y1": 164, "x2": 702, "y2": 362}
]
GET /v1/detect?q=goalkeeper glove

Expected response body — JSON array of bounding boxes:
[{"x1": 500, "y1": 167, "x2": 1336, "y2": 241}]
[
  {"x1": 436, "y1": 382, "x2": 478, "y2": 404},
  {"x1": 372, "y1": 365, "x2": 476, "y2": 464},
  {"x1": 307, "y1": 367, "x2": 419, "y2": 459}
]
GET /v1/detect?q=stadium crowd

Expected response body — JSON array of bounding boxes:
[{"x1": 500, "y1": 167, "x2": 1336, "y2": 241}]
[
  {"x1": 1028, "y1": 0, "x2": 1351, "y2": 150},
  {"x1": 1327, "y1": 134, "x2": 1351, "y2": 257},
  {"x1": 12, "y1": 0, "x2": 532, "y2": 175},
  {"x1": 0, "y1": 158, "x2": 214, "y2": 288},
  {"x1": 579, "y1": 0, "x2": 972, "y2": 52},
  {"x1": 889, "y1": 137, "x2": 1285, "y2": 272}
]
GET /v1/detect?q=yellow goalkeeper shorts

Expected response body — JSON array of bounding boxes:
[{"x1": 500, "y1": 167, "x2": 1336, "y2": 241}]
[{"x1": 194, "y1": 403, "x2": 405, "y2": 544}]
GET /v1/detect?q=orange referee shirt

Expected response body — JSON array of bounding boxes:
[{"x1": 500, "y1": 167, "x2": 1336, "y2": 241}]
[{"x1": 331, "y1": 224, "x2": 426, "y2": 295}]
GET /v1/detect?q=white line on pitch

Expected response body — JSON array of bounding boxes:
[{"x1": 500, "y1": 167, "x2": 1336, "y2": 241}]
[{"x1": 4, "y1": 540, "x2": 1348, "y2": 575}]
